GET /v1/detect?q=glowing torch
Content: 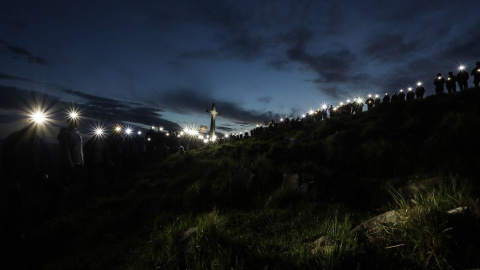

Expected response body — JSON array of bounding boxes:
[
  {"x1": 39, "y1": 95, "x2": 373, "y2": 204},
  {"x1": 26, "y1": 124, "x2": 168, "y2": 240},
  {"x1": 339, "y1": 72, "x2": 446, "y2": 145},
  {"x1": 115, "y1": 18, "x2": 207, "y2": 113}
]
[{"x1": 31, "y1": 111, "x2": 46, "y2": 124}]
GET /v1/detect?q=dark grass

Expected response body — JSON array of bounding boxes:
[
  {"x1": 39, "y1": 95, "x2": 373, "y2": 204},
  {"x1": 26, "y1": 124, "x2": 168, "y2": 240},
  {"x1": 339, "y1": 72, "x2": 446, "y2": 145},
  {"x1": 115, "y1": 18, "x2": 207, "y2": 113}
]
[{"x1": 2, "y1": 89, "x2": 480, "y2": 269}]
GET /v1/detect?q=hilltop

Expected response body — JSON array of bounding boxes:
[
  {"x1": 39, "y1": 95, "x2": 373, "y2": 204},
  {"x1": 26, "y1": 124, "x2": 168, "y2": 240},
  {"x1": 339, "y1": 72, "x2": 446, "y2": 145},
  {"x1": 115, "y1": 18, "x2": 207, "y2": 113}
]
[{"x1": 2, "y1": 90, "x2": 480, "y2": 269}]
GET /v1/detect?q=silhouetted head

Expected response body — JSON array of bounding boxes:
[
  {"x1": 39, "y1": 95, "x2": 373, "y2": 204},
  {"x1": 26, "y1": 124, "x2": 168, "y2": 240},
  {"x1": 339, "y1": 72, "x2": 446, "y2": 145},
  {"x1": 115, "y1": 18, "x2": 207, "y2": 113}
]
[
  {"x1": 67, "y1": 118, "x2": 79, "y2": 129},
  {"x1": 448, "y1": 71, "x2": 453, "y2": 75},
  {"x1": 437, "y1": 73, "x2": 441, "y2": 76},
  {"x1": 477, "y1": 61, "x2": 480, "y2": 67}
]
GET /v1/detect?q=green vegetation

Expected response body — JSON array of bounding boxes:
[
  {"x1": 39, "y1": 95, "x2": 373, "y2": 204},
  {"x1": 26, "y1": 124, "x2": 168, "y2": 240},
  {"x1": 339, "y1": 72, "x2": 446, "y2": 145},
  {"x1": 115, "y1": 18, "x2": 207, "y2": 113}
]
[{"x1": 9, "y1": 90, "x2": 480, "y2": 269}]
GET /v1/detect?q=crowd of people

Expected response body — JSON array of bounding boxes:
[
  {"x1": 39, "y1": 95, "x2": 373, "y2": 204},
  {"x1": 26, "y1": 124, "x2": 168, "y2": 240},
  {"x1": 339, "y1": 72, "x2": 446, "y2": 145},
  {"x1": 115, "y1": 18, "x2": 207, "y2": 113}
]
[{"x1": 2, "y1": 61, "x2": 480, "y2": 239}]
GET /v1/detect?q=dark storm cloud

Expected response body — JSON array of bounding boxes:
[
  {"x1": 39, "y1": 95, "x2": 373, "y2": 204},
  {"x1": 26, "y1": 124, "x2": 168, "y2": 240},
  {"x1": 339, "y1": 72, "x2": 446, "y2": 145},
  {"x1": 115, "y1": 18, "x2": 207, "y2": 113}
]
[
  {"x1": 0, "y1": 84, "x2": 180, "y2": 132},
  {"x1": 216, "y1": 126, "x2": 234, "y2": 132},
  {"x1": 180, "y1": 30, "x2": 268, "y2": 61},
  {"x1": 280, "y1": 28, "x2": 356, "y2": 85},
  {"x1": 365, "y1": 34, "x2": 421, "y2": 62},
  {"x1": 58, "y1": 88, "x2": 146, "y2": 109},
  {"x1": 155, "y1": 88, "x2": 280, "y2": 124},
  {"x1": 0, "y1": 73, "x2": 37, "y2": 83},
  {"x1": 0, "y1": 38, "x2": 49, "y2": 65},
  {"x1": 441, "y1": 21, "x2": 480, "y2": 59},
  {"x1": 256, "y1": 96, "x2": 271, "y2": 103}
]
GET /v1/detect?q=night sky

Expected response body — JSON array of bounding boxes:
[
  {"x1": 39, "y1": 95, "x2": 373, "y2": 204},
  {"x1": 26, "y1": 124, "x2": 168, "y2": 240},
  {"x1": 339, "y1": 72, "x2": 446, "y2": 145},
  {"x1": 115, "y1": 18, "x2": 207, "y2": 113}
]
[{"x1": 1, "y1": 0, "x2": 479, "y2": 140}]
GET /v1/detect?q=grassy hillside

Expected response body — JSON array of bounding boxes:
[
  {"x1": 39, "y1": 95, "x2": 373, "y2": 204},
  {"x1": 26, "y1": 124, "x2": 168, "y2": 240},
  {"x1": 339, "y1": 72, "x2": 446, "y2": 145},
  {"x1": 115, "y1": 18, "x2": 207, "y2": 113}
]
[{"x1": 3, "y1": 90, "x2": 480, "y2": 269}]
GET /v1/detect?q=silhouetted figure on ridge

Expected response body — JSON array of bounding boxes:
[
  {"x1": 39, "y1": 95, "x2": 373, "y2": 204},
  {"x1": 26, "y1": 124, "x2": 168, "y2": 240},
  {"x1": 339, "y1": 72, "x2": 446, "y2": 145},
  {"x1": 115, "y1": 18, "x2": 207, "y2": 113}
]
[
  {"x1": 374, "y1": 95, "x2": 381, "y2": 106},
  {"x1": 446, "y1": 71, "x2": 457, "y2": 93},
  {"x1": 57, "y1": 116, "x2": 84, "y2": 187},
  {"x1": 83, "y1": 133, "x2": 111, "y2": 196},
  {"x1": 391, "y1": 92, "x2": 399, "y2": 102},
  {"x1": 3, "y1": 124, "x2": 66, "y2": 239},
  {"x1": 472, "y1": 62, "x2": 480, "y2": 88},
  {"x1": 366, "y1": 95, "x2": 374, "y2": 111},
  {"x1": 383, "y1": 93, "x2": 390, "y2": 103},
  {"x1": 406, "y1": 88, "x2": 415, "y2": 102},
  {"x1": 415, "y1": 83, "x2": 425, "y2": 99},
  {"x1": 457, "y1": 66, "x2": 469, "y2": 90},
  {"x1": 433, "y1": 73, "x2": 445, "y2": 95},
  {"x1": 398, "y1": 90, "x2": 406, "y2": 101}
]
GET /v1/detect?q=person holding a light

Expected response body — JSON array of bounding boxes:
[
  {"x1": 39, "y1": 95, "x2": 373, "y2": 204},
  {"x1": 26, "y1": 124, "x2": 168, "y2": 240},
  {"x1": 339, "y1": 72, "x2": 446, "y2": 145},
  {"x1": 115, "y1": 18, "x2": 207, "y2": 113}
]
[
  {"x1": 57, "y1": 110, "x2": 84, "y2": 186},
  {"x1": 472, "y1": 62, "x2": 480, "y2": 89},
  {"x1": 457, "y1": 65, "x2": 469, "y2": 90},
  {"x1": 433, "y1": 73, "x2": 445, "y2": 95}
]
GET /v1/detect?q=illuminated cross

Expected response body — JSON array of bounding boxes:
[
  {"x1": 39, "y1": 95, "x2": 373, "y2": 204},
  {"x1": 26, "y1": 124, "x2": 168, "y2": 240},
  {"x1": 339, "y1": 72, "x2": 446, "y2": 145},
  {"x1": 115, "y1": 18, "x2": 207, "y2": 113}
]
[{"x1": 206, "y1": 103, "x2": 220, "y2": 138}]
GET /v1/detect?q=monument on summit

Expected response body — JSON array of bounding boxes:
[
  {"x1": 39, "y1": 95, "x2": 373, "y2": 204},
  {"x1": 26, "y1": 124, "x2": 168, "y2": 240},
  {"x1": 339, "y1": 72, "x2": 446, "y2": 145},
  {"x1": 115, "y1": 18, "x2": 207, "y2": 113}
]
[{"x1": 206, "y1": 103, "x2": 220, "y2": 138}]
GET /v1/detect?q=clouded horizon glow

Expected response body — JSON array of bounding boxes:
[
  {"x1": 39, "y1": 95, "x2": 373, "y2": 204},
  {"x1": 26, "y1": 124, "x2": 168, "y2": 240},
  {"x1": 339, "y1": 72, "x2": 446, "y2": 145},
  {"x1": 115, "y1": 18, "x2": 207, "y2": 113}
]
[{"x1": 1, "y1": 0, "x2": 479, "y2": 139}]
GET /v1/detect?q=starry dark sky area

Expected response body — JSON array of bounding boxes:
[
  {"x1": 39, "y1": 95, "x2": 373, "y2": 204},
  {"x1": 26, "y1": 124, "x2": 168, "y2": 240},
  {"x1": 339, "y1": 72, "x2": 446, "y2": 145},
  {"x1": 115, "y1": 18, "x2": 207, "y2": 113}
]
[{"x1": 1, "y1": 0, "x2": 479, "y2": 139}]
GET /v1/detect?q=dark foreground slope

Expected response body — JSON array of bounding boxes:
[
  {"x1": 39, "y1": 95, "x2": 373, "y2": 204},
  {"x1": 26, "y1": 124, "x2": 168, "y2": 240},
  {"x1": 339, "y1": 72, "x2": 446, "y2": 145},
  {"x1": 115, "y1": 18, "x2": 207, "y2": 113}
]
[{"x1": 3, "y1": 90, "x2": 480, "y2": 269}]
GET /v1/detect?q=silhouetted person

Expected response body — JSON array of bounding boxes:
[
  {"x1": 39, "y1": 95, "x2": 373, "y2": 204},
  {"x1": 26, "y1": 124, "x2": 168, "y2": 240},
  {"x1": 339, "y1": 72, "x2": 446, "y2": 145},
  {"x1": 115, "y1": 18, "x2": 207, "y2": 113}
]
[
  {"x1": 122, "y1": 131, "x2": 138, "y2": 175},
  {"x1": 57, "y1": 116, "x2": 84, "y2": 187},
  {"x1": 406, "y1": 88, "x2": 415, "y2": 102},
  {"x1": 3, "y1": 123, "x2": 66, "y2": 239},
  {"x1": 366, "y1": 95, "x2": 374, "y2": 111},
  {"x1": 391, "y1": 92, "x2": 399, "y2": 102},
  {"x1": 145, "y1": 127, "x2": 156, "y2": 161},
  {"x1": 446, "y1": 71, "x2": 457, "y2": 93},
  {"x1": 374, "y1": 95, "x2": 381, "y2": 106},
  {"x1": 433, "y1": 73, "x2": 445, "y2": 95},
  {"x1": 107, "y1": 127, "x2": 124, "y2": 184},
  {"x1": 328, "y1": 105, "x2": 335, "y2": 117},
  {"x1": 83, "y1": 134, "x2": 110, "y2": 197},
  {"x1": 383, "y1": 93, "x2": 390, "y2": 103},
  {"x1": 472, "y1": 62, "x2": 480, "y2": 88},
  {"x1": 457, "y1": 67, "x2": 469, "y2": 90},
  {"x1": 398, "y1": 90, "x2": 406, "y2": 101},
  {"x1": 415, "y1": 83, "x2": 425, "y2": 99}
]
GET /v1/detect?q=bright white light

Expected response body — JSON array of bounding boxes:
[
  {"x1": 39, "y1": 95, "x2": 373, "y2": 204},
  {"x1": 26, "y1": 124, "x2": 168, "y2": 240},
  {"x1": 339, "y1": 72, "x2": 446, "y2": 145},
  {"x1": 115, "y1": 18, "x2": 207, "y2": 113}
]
[
  {"x1": 309, "y1": 109, "x2": 314, "y2": 114},
  {"x1": 438, "y1": 76, "x2": 442, "y2": 80},
  {"x1": 458, "y1": 65, "x2": 466, "y2": 71},
  {"x1": 95, "y1": 128, "x2": 104, "y2": 136},
  {"x1": 340, "y1": 102, "x2": 344, "y2": 106},
  {"x1": 375, "y1": 94, "x2": 379, "y2": 98},
  {"x1": 321, "y1": 104, "x2": 327, "y2": 110},
  {"x1": 151, "y1": 126, "x2": 155, "y2": 129},
  {"x1": 203, "y1": 139, "x2": 208, "y2": 143},
  {"x1": 346, "y1": 99, "x2": 351, "y2": 103},
  {"x1": 417, "y1": 82, "x2": 422, "y2": 86},
  {"x1": 400, "y1": 89, "x2": 404, "y2": 93},
  {"x1": 166, "y1": 133, "x2": 170, "y2": 136},
  {"x1": 31, "y1": 111, "x2": 46, "y2": 124},
  {"x1": 159, "y1": 127, "x2": 163, "y2": 131},
  {"x1": 280, "y1": 118, "x2": 284, "y2": 122},
  {"x1": 211, "y1": 135, "x2": 217, "y2": 141},
  {"x1": 126, "y1": 128, "x2": 132, "y2": 135},
  {"x1": 301, "y1": 114, "x2": 306, "y2": 118},
  {"x1": 368, "y1": 94, "x2": 372, "y2": 98},
  {"x1": 138, "y1": 131, "x2": 142, "y2": 135},
  {"x1": 198, "y1": 135, "x2": 204, "y2": 139},
  {"x1": 408, "y1": 87, "x2": 413, "y2": 91},
  {"x1": 67, "y1": 108, "x2": 80, "y2": 121},
  {"x1": 147, "y1": 137, "x2": 151, "y2": 141},
  {"x1": 224, "y1": 134, "x2": 229, "y2": 138},
  {"x1": 115, "y1": 126, "x2": 122, "y2": 132}
]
